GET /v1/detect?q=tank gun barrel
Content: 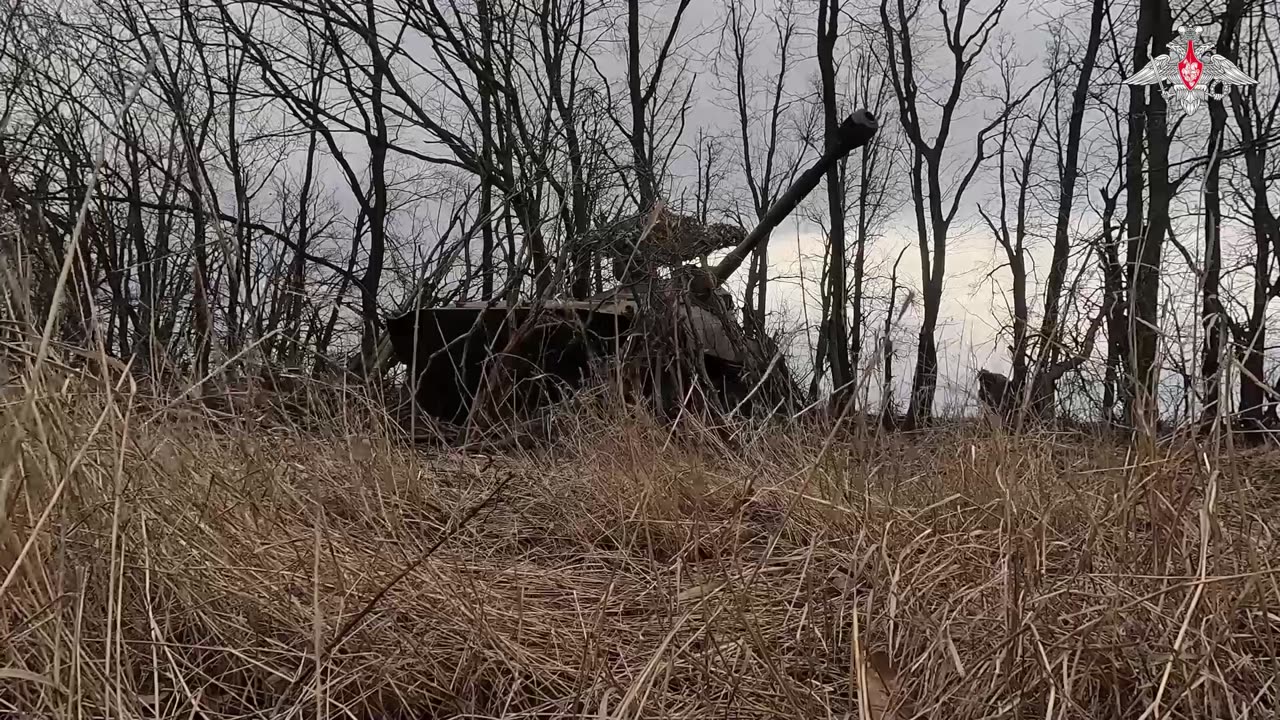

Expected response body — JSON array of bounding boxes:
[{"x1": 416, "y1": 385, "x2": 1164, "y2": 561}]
[{"x1": 711, "y1": 109, "x2": 879, "y2": 286}]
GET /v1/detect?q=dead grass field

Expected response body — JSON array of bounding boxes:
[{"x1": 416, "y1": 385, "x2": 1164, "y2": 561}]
[{"x1": 3, "y1": 376, "x2": 1280, "y2": 719}]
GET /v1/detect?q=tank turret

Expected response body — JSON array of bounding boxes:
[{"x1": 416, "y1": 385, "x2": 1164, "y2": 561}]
[{"x1": 385, "y1": 110, "x2": 879, "y2": 428}]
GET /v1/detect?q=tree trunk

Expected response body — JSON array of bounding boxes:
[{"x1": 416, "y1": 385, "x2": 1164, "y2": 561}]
[
  {"x1": 1199, "y1": 11, "x2": 1235, "y2": 425},
  {"x1": 1035, "y1": 0, "x2": 1105, "y2": 403},
  {"x1": 817, "y1": 0, "x2": 852, "y2": 404},
  {"x1": 627, "y1": 0, "x2": 655, "y2": 210},
  {"x1": 1123, "y1": 0, "x2": 1162, "y2": 430},
  {"x1": 1099, "y1": 189, "x2": 1124, "y2": 423},
  {"x1": 358, "y1": 2, "x2": 389, "y2": 372},
  {"x1": 851, "y1": 142, "x2": 870, "y2": 381},
  {"x1": 1226, "y1": 10, "x2": 1278, "y2": 426},
  {"x1": 479, "y1": 0, "x2": 497, "y2": 299}
]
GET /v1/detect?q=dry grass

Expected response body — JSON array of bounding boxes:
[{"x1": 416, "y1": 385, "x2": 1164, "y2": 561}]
[{"x1": 3, "y1": 368, "x2": 1280, "y2": 719}]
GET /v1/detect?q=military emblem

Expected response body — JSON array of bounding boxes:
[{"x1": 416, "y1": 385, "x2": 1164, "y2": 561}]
[{"x1": 1124, "y1": 25, "x2": 1257, "y2": 116}]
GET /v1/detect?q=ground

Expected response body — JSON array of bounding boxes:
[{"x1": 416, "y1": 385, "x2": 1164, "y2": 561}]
[{"x1": 3, "y1": 376, "x2": 1279, "y2": 719}]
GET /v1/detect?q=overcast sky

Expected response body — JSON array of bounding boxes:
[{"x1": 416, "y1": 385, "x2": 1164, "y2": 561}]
[
  {"x1": 619, "y1": 0, "x2": 1250, "y2": 414},
  {"x1": 640, "y1": 0, "x2": 1072, "y2": 410}
]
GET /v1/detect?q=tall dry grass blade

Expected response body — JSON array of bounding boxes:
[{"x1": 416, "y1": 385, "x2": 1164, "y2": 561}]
[
  {"x1": 273, "y1": 471, "x2": 512, "y2": 712},
  {"x1": 0, "y1": 667, "x2": 61, "y2": 690},
  {"x1": 1139, "y1": 468, "x2": 1220, "y2": 720},
  {"x1": 0, "y1": 399, "x2": 113, "y2": 603}
]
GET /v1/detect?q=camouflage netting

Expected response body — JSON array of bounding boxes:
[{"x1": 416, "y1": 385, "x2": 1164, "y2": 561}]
[{"x1": 588, "y1": 206, "x2": 746, "y2": 268}]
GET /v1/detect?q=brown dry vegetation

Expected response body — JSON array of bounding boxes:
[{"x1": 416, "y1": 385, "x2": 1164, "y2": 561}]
[{"x1": 3, "y1": 369, "x2": 1280, "y2": 719}]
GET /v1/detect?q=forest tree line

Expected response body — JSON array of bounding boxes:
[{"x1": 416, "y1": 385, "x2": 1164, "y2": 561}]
[{"x1": 0, "y1": 0, "x2": 1277, "y2": 430}]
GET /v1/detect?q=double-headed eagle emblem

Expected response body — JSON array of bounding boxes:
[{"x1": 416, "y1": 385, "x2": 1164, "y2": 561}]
[{"x1": 1125, "y1": 25, "x2": 1257, "y2": 116}]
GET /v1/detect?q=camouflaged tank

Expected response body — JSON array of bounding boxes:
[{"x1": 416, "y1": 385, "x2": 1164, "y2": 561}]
[{"x1": 386, "y1": 110, "x2": 879, "y2": 425}]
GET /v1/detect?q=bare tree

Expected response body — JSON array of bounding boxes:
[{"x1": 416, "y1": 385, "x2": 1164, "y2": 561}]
[
  {"x1": 1030, "y1": 0, "x2": 1106, "y2": 407},
  {"x1": 690, "y1": 128, "x2": 726, "y2": 227},
  {"x1": 1123, "y1": 0, "x2": 1174, "y2": 431},
  {"x1": 1223, "y1": 2, "x2": 1280, "y2": 427},
  {"x1": 879, "y1": 0, "x2": 1028, "y2": 427},
  {"x1": 817, "y1": 0, "x2": 852, "y2": 404},
  {"x1": 623, "y1": 0, "x2": 692, "y2": 222},
  {"x1": 978, "y1": 51, "x2": 1049, "y2": 410},
  {"x1": 1198, "y1": 0, "x2": 1243, "y2": 426},
  {"x1": 848, "y1": 51, "x2": 900, "y2": 396},
  {"x1": 540, "y1": 0, "x2": 604, "y2": 299},
  {"x1": 722, "y1": 0, "x2": 805, "y2": 335}
]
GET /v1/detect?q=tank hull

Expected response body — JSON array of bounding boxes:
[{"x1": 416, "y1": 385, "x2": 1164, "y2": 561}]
[{"x1": 384, "y1": 293, "x2": 750, "y2": 424}]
